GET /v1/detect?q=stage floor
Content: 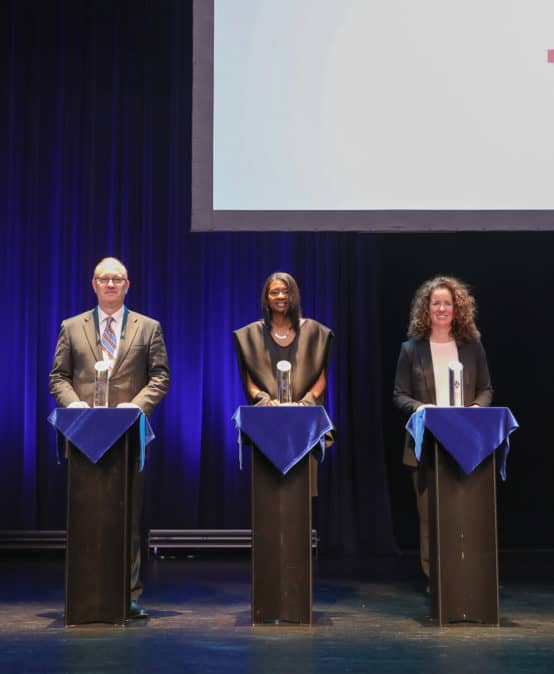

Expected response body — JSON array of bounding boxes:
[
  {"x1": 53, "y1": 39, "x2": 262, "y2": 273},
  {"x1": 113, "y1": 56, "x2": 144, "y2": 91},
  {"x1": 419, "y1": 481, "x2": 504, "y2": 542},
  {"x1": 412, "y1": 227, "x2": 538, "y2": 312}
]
[{"x1": 1, "y1": 551, "x2": 554, "y2": 674}]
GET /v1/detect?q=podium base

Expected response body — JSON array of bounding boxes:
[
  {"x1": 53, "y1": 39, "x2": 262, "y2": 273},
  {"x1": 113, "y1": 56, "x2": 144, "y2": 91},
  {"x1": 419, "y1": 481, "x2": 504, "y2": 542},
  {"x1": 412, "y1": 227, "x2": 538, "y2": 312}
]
[
  {"x1": 65, "y1": 433, "x2": 133, "y2": 626},
  {"x1": 251, "y1": 448, "x2": 312, "y2": 626},
  {"x1": 430, "y1": 445, "x2": 499, "y2": 626}
]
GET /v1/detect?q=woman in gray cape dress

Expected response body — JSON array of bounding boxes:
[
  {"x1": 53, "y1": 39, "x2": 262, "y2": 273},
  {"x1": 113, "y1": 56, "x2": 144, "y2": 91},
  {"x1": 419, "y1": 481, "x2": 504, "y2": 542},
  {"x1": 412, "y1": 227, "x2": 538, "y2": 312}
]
[{"x1": 234, "y1": 272, "x2": 334, "y2": 494}]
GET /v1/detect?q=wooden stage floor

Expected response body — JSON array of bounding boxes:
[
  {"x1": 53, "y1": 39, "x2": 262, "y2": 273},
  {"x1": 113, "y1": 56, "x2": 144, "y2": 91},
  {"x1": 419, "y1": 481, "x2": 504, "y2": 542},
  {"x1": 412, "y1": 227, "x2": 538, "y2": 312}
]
[{"x1": 1, "y1": 550, "x2": 554, "y2": 674}]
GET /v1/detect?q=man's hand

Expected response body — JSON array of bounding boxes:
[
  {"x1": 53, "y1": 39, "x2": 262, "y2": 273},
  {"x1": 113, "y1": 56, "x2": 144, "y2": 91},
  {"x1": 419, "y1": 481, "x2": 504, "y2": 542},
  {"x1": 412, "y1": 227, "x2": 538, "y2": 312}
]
[{"x1": 116, "y1": 402, "x2": 143, "y2": 412}]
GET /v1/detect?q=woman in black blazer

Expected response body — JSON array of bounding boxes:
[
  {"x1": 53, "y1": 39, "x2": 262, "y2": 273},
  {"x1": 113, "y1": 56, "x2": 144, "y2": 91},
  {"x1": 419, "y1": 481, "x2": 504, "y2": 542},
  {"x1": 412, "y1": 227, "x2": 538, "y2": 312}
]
[{"x1": 393, "y1": 276, "x2": 493, "y2": 579}]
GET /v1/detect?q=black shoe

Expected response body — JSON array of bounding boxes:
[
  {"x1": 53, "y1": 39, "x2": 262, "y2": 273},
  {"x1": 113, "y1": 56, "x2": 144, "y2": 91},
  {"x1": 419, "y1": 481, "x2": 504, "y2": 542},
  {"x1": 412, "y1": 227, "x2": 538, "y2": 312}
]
[{"x1": 129, "y1": 600, "x2": 148, "y2": 619}]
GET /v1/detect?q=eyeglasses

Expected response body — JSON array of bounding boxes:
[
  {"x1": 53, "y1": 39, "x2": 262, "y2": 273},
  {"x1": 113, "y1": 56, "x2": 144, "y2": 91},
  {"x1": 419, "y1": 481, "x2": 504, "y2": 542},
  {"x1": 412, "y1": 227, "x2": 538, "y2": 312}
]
[{"x1": 95, "y1": 277, "x2": 128, "y2": 286}]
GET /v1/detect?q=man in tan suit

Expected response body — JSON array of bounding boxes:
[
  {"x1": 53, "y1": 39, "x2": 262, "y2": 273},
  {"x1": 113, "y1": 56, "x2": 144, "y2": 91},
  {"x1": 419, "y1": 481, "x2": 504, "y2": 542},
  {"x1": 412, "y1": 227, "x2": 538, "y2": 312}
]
[{"x1": 49, "y1": 257, "x2": 170, "y2": 618}]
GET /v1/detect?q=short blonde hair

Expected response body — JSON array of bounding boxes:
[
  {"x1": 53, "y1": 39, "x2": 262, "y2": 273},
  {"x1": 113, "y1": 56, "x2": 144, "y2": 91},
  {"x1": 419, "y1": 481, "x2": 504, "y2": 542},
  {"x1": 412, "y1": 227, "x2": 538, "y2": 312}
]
[{"x1": 93, "y1": 257, "x2": 128, "y2": 279}]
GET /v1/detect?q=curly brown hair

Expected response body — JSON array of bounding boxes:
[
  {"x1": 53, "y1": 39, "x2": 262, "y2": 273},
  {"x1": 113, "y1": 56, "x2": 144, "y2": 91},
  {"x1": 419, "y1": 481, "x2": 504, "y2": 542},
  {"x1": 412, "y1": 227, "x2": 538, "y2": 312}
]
[{"x1": 407, "y1": 276, "x2": 480, "y2": 342}]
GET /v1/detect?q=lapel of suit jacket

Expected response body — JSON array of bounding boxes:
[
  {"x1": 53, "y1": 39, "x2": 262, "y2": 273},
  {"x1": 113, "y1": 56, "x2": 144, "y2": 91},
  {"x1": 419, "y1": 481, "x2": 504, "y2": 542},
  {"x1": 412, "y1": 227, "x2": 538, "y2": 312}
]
[
  {"x1": 84, "y1": 309, "x2": 103, "y2": 362},
  {"x1": 111, "y1": 308, "x2": 139, "y2": 377},
  {"x1": 416, "y1": 339, "x2": 436, "y2": 405}
]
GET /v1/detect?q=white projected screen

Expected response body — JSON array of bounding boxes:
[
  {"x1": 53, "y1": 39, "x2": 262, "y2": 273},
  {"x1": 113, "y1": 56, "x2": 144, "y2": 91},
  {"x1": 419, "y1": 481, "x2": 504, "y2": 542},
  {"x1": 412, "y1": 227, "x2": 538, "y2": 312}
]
[{"x1": 192, "y1": 0, "x2": 554, "y2": 230}]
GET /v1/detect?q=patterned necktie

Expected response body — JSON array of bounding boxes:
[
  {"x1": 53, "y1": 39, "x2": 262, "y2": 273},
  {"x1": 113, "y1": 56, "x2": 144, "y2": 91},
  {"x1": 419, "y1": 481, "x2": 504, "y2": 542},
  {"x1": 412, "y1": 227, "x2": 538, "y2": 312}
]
[{"x1": 101, "y1": 316, "x2": 117, "y2": 362}]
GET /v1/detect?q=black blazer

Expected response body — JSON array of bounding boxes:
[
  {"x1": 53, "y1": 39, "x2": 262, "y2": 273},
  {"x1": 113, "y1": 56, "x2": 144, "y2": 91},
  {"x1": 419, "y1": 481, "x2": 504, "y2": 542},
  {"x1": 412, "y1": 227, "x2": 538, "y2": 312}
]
[{"x1": 393, "y1": 338, "x2": 493, "y2": 466}]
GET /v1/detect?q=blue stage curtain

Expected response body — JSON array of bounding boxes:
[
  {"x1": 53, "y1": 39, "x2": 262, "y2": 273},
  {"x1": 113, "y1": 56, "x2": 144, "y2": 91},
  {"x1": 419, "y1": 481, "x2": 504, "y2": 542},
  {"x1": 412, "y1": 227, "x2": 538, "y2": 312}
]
[{"x1": 0, "y1": 0, "x2": 396, "y2": 557}]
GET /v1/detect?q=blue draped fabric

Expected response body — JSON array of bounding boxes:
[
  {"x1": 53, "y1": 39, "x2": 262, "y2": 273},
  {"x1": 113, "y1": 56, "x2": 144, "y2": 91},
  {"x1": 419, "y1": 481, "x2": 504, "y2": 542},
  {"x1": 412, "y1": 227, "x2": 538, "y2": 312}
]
[
  {"x1": 232, "y1": 406, "x2": 334, "y2": 474},
  {"x1": 406, "y1": 407, "x2": 519, "y2": 479},
  {"x1": 0, "y1": 0, "x2": 396, "y2": 557},
  {"x1": 48, "y1": 408, "x2": 154, "y2": 469}
]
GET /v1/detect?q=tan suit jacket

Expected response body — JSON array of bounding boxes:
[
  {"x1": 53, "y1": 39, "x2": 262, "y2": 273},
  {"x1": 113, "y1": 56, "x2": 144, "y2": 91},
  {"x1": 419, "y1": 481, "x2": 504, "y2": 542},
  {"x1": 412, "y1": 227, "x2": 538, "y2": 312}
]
[{"x1": 49, "y1": 308, "x2": 170, "y2": 416}]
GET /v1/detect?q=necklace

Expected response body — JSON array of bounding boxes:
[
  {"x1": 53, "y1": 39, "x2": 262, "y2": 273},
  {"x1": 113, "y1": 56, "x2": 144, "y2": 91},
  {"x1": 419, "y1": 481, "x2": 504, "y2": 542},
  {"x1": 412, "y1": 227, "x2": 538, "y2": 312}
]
[{"x1": 273, "y1": 329, "x2": 290, "y2": 340}]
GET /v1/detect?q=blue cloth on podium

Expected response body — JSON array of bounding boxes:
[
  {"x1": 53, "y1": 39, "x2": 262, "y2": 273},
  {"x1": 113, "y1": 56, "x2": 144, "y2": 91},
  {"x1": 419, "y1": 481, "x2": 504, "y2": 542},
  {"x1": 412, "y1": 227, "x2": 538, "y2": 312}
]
[
  {"x1": 406, "y1": 406, "x2": 519, "y2": 480},
  {"x1": 48, "y1": 408, "x2": 154, "y2": 470},
  {"x1": 232, "y1": 406, "x2": 334, "y2": 474}
]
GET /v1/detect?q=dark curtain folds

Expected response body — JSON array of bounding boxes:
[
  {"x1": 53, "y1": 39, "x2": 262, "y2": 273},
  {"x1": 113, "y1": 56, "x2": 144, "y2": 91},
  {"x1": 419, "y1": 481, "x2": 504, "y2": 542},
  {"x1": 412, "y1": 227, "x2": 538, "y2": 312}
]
[
  {"x1": 0, "y1": 0, "x2": 396, "y2": 558},
  {"x1": 4, "y1": 0, "x2": 552, "y2": 558}
]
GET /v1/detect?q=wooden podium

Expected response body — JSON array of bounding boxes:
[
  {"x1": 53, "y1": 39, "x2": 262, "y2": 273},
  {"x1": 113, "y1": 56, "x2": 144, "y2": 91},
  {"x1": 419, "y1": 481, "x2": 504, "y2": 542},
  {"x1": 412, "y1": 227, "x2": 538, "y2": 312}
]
[
  {"x1": 429, "y1": 444, "x2": 499, "y2": 625},
  {"x1": 48, "y1": 408, "x2": 152, "y2": 626},
  {"x1": 251, "y1": 448, "x2": 312, "y2": 625},
  {"x1": 232, "y1": 405, "x2": 334, "y2": 626},
  {"x1": 407, "y1": 407, "x2": 518, "y2": 626}
]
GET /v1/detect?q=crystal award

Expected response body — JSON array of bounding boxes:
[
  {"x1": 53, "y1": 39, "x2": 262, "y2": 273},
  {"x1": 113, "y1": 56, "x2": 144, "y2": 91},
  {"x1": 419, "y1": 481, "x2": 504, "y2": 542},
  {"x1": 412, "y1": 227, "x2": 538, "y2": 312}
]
[
  {"x1": 448, "y1": 360, "x2": 464, "y2": 407},
  {"x1": 93, "y1": 361, "x2": 110, "y2": 408},
  {"x1": 276, "y1": 360, "x2": 292, "y2": 404}
]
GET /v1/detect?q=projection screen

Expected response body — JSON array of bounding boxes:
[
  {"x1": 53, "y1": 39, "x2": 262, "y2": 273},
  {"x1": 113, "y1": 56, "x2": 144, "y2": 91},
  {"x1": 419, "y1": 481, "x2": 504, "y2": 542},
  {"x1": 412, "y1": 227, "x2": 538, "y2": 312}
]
[{"x1": 192, "y1": 0, "x2": 554, "y2": 231}]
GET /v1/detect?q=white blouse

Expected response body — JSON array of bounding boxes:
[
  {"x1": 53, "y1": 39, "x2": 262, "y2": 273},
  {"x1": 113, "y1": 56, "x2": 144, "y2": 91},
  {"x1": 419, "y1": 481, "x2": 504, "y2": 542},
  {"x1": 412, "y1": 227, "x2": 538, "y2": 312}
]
[{"x1": 430, "y1": 340, "x2": 459, "y2": 406}]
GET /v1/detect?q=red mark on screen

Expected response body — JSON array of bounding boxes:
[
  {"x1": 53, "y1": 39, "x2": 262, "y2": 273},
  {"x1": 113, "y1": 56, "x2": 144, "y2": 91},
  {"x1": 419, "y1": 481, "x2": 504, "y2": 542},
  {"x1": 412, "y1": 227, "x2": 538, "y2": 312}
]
[{"x1": 548, "y1": 49, "x2": 554, "y2": 63}]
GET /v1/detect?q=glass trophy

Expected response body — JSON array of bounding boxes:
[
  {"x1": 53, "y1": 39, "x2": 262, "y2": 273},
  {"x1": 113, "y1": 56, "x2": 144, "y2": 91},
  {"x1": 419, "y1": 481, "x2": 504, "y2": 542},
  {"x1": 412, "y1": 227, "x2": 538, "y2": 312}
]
[
  {"x1": 276, "y1": 360, "x2": 292, "y2": 404},
  {"x1": 448, "y1": 360, "x2": 464, "y2": 407},
  {"x1": 93, "y1": 361, "x2": 110, "y2": 408}
]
